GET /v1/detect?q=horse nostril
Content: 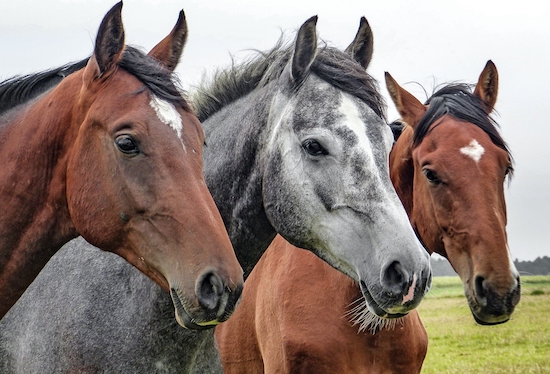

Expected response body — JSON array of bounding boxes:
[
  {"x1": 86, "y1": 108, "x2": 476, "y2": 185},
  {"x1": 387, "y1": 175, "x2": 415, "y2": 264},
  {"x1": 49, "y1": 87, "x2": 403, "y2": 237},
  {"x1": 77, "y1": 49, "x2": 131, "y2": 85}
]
[
  {"x1": 474, "y1": 275, "x2": 488, "y2": 306},
  {"x1": 196, "y1": 271, "x2": 224, "y2": 311},
  {"x1": 382, "y1": 261, "x2": 409, "y2": 296}
]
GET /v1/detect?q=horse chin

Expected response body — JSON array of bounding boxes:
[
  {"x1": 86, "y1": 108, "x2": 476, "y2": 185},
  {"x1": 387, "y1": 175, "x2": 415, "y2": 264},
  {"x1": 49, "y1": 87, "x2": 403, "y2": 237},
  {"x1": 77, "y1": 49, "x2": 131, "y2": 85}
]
[
  {"x1": 467, "y1": 298, "x2": 512, "y2": 326},
  {"x1": 360, "y1": 281, "x2": 409, "y2": 319},
  {"x1": 347, "y1": 295, "x2": 408, "y2": 334},
  {"x1": 471, "y1": 312, "x2": 510, "y2": 326},
  {"x1": 170, "y1": 289, "x2": 219, "y2": 330}
]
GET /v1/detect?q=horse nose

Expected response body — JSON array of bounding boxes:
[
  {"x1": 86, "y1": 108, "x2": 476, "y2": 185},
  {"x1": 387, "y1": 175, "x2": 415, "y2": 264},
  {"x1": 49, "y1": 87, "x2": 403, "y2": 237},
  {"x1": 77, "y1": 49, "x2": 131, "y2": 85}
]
[
  {"x1": 474, "y1": 275, "x2": 489, "y2": 307},
  {"x1": 474, "y1": 274, "x2": 521, "y2": 315},
  {"x1": 381, "y1": 261, "x2": 410, "y2": 296},
  {"x1": 196, "y1": 271, "x2": 226, "y2": 311}
]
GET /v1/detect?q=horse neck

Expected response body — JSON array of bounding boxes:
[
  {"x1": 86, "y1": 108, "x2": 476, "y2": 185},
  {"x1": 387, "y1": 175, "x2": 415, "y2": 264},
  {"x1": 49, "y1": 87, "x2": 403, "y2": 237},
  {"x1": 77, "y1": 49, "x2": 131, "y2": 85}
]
[
  {"x1": 202, "y1": 89, "x2": 277, "y2": 277},
  {"x1": 0, "y1": 78, "x2": 80, "y2": 316}
]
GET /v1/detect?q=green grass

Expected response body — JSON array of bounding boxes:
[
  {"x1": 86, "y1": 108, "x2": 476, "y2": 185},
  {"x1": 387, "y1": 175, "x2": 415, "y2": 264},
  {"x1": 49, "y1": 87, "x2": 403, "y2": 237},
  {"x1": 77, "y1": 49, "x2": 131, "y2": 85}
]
[{"x1": 418, "y1": 276, "x2": 550, "y2": 374}]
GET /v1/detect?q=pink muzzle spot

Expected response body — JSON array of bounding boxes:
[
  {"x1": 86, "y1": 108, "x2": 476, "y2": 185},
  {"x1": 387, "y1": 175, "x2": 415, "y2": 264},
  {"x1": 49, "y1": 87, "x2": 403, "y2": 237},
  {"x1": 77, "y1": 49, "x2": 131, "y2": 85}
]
[{"x1": 402, "y1": 273, "x2": 417, "y2": 304}]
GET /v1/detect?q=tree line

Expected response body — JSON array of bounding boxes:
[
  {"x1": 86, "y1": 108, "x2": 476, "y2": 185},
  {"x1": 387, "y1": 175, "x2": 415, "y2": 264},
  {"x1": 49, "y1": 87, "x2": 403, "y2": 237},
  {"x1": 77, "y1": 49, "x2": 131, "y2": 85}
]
[{"x1": 430, "y1": 256, "x2": 550, "y2": 277}]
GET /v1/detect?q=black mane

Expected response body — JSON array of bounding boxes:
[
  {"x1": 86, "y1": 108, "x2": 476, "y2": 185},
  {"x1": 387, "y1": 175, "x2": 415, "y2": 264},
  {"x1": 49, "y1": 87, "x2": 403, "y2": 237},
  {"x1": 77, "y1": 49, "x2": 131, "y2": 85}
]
[
  {"x1": 0, "y1": 46, "x2": 190, "y2": 115},
  {"x1": 0, "y1": 59, "x2": 88, "y2": 115},
  {"x1": 192, "y1": 40, "x2": 386, "y2": 123},
  {"x1": 414, "y1": 83, "x2": 513, "y2": 170},
  {"x1": 119, "y1": 46, "x2": 190, "y2": 111}
]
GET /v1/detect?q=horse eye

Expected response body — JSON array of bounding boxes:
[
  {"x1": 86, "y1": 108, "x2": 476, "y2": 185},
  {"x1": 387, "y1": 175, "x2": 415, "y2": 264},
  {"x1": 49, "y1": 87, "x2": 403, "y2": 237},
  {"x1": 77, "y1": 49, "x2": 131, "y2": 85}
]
[
  {"x1": 302, "y1": 139, "x2": 328, "y2": 156},
  {"x1": 422, "y1": 168, "x2": 441, "y2": 185},
  {"x1": 115, "y1": 135, "x2": 140, "y2": 155}
]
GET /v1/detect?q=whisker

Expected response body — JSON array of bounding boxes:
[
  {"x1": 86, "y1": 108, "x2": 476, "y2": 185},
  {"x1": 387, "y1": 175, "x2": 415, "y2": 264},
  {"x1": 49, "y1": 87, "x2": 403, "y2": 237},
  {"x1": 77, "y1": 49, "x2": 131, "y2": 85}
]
[{"x1": 345, "y1": 295, "x2": 405, "y2": 334}]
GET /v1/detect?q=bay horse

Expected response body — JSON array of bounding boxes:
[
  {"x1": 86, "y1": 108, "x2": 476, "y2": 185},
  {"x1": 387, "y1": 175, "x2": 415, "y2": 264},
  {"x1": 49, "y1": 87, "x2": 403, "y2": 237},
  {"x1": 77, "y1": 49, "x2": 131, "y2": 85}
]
[
  {"x1": 0, "y1": 16, "x2": 431, "y2": 373},
  {"x1": 386, "y1": 61, "x2": 520, "y2": 325},
  {"x1": 0, "y1": 2, "x2": 243, "y2": 328},
  {"x1": 215, "y1": 58, "x2": 520, "y2": 373}
]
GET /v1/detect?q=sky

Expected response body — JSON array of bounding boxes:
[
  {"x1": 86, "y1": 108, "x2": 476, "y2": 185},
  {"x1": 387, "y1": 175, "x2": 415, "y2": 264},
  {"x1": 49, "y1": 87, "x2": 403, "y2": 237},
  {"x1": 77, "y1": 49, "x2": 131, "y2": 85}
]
[{"x1": 1, "y1": 0, "x2": 548, "y2": 261}]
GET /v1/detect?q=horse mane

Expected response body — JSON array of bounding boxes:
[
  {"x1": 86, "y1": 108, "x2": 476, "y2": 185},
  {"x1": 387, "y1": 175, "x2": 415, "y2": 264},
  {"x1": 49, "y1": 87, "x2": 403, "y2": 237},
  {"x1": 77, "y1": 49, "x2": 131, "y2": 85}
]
[
  {"x1": 0, "y1": 46, "x2": 191, "y2": 116},
  {"x1": 119, "y1": 46, "x2": 191, "y2": 112},
  {"x1": 0, "y1": 59, "x2": 88, "y2": 115},
  {"x1": 191, "y1": 39, "x2": 386, "y2": 123},
  {"x1": 388, "y1": 119, "x2": 406, "y2": 142},
  {"x1": 413, "y1": 83, "x2": 513, "y2": 173}
]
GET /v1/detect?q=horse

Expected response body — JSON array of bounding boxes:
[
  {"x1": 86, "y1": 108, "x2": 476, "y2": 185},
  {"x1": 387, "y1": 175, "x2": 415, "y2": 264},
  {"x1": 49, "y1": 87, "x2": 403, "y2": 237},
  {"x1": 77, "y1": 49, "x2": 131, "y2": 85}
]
[
  {"x1": 0, "y1": 16, "x2": 431, "y2": 373},
  {"x1": 216, "y1": 235, "x2": 428, "y2": 374},
  {"x1": 214, "y1": 58, "x2": 520, "y2": 372},
  {"x1": 215, "y1": 18, "x2": 428, "y2": 374},
  {"x1": 386, "y1": 61, "x2": 520, "y2": 325},
  {"x1": 0, "y1": 2, "x2": 244, "y2": 328}
]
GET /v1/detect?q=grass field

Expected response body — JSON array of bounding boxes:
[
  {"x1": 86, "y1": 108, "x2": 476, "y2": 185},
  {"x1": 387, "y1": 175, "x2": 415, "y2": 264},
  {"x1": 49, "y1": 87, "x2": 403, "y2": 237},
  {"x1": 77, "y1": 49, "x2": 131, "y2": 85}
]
[{"x1": 418, "y1": 276, "x2": 550, "y2": 374}]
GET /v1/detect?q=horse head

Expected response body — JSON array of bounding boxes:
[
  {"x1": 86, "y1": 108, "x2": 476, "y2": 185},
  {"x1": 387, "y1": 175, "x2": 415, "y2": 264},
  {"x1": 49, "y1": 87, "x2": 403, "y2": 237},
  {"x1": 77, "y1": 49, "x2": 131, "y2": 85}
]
[
  {"x1": 260, "y1": 16, "x2": 432, "y2": 318},
  {"x1": 386, "y1": 62, "x2": 520, "y2": 324},
  {"x1": 64, "y1": 3, "x2": 243, "y2": 328}
]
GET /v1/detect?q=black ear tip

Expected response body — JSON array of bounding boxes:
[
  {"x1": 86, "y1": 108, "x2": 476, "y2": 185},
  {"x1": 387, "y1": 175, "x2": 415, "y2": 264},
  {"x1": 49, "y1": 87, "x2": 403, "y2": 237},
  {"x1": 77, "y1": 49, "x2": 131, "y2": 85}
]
[
  {"x1": 306, "y1": 15, "x2": 318, "y2": 25},
  {"x1": 111, "y1": 1, "x2": 123, "y2": 14}
]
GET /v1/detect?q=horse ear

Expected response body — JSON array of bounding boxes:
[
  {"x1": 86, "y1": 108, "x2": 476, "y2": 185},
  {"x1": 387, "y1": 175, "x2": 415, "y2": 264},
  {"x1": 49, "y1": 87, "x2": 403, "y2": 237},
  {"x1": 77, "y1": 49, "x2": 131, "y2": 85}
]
[
  {"x1": 148, "y1": 10, "x2": 188, "y2": 72},
  {"x1": 84, "y1": 2, "x2": 125, "y2": 81},
  {"x1": 290, "y1": 16, "x2": 318, "y2": 83},
  {"x1": 385, "y1": 72, "x2": 426, "y2": 129},
  {"x1": 344, "y1": 17, "x2": 374, "y2": 69},
  {"x1": 473, "y1": 60, "x2": 498, "y2": 113}
]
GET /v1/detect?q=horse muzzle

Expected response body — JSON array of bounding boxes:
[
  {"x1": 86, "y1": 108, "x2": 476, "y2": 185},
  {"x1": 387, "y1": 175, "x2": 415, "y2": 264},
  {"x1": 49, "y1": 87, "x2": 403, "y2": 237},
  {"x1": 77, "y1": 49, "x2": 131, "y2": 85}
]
[
  {"x1": 360, "y1": 262, "x2": 432, "y2": 318},
  {"x1": 467, "y1": 275, "x2": 521, "y2": 325},
  {"x1": 170, "y1": 271, "x2": 243, "y2": 330}
]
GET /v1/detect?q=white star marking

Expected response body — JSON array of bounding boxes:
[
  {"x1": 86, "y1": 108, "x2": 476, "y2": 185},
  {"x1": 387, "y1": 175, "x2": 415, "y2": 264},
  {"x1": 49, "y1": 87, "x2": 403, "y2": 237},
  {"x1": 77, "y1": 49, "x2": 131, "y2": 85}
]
[{"x1": 460, "y1": 139, "x2": 484, "y2": 163}]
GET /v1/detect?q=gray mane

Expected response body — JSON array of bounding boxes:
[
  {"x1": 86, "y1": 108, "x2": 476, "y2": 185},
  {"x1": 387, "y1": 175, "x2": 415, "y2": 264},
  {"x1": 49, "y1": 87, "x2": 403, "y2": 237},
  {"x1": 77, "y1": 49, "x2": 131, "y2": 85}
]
[{"x1": 192, "y1": 39, "x2": 386, "y2": 123}]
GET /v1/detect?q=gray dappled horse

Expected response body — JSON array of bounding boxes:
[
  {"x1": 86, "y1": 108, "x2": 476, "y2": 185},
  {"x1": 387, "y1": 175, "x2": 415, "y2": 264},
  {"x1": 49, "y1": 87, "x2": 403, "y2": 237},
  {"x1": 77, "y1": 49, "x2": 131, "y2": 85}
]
[{"x1": 0, "y1": 16, "x2": 431, "y2": 373}]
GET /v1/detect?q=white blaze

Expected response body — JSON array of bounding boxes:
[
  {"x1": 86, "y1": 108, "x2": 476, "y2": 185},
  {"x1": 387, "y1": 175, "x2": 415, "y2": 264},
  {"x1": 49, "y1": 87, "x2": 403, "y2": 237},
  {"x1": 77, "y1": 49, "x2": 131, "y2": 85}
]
[
  {"x1": 150, "y1": 95, "x2": 185, "y2": 150},
  {"x1": 460, "y1": 139, "x2": 484, "y2": 163}
]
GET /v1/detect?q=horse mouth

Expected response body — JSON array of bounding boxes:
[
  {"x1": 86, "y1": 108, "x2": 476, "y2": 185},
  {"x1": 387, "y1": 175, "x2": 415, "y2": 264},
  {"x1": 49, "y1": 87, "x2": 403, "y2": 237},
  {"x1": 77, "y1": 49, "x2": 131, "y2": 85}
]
[
  {"x1": 467, "y1": 297, "x2": 513, "y2": 326},
  {"x1": 466, "y1": 282, "x2": 520, "y2": 325},
  {"x1": 360, "y1": 281, "x2": 408, "y2": 319},
  {"x1": 472, "y1": 312, "x2": 510, "y2": 326},
  {"x1": 170, "y1": 288, "x2": 219, "y2": 330}
]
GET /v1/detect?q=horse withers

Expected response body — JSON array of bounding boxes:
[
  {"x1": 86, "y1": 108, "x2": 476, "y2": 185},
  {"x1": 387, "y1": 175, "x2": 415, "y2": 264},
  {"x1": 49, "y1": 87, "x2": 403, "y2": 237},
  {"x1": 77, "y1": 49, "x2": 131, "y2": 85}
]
[
  {"x1": 387, "y1": 61, "x2": 520, "y2": 324},
  {"x1": 0, "y1": 3, "x2": 243, "y2": 327}
]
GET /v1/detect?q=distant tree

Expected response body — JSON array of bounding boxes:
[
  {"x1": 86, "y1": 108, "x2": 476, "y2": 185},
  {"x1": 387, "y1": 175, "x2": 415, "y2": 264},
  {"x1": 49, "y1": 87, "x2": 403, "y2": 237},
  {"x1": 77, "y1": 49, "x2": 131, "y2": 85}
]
[
  {"x1": 429, "y1": 255, "x2": 550, "y2": 277},
  {"x1": 514, "y1": 256, "x2": 550, "y2": 276}
]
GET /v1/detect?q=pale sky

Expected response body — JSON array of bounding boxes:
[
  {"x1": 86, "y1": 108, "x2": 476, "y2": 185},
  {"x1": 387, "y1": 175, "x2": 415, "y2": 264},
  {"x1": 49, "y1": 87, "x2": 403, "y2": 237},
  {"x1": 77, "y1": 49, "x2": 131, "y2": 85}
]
[{"x1": 1, "y1": 0, "x2": 548, "y2": 261}]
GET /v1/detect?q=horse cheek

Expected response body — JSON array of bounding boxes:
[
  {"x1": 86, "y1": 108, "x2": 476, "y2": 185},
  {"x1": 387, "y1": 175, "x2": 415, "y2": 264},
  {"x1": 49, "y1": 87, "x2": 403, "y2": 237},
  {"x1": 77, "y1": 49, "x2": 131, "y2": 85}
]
[{"x1": 65, "y1": 137, "x2": 125, "y2": 251}]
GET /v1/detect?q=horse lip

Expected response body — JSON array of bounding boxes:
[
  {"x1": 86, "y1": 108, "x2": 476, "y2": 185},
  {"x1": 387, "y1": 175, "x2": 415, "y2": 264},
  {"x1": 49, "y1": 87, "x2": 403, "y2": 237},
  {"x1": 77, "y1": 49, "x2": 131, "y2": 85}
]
[
  {"x1": 170, "y1": 288, "x2": 219, "y2": 330},
  {"x1": 360, "y1": 281, "x2": 408, "y2": 319},
  {"x1": 471, "y1": 310, "x2": 510, "y2": 326},
  {"x1": 467, "y1": 295, "x2": 512, "y2": 325}
]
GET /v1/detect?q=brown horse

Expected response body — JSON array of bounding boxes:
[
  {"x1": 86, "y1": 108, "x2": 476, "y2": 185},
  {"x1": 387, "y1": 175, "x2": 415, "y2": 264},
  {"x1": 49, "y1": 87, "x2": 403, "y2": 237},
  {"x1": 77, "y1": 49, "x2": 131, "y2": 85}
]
[
  {"x1": 216, "y1": 235, "x2": 428, "y2": 374},
  {"x1": 386, "y1": 61, "x2": 520, "y2": 325},
  {"x1": 0, "y1": 2, "x2": 243, "y2": 328},
  {"x1": 216, "y1": 22, "x2": 519, "y2": 373}
]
